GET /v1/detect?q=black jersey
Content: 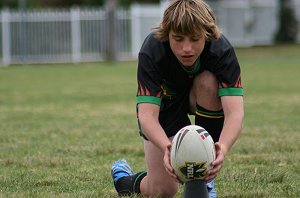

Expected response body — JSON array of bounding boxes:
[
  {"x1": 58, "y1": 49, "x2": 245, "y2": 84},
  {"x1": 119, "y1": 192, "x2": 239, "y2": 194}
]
[
  {"x1": 136, "y1": 32, "x2": 243, "y2": 105},
  {"x1": 136, "y1": 32, "x2": 243, "y2": 137}
]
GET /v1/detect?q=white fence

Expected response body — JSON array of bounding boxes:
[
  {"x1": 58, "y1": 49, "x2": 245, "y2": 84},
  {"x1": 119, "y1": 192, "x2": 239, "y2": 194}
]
[
  {"x1": 211, "y1": 0, "x2": 279, "y2": 46},
  {"x1": 0, "y1": 0, "x2": 300, "y2": 66},
  {"x1": 0, "y1": 7, "x2": 132, "y2": 65}
]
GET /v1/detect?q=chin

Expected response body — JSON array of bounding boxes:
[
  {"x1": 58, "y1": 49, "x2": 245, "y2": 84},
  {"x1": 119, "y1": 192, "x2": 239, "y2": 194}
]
[{"x1": 181, "y1": 62, "x2": 194, "y2": 67}]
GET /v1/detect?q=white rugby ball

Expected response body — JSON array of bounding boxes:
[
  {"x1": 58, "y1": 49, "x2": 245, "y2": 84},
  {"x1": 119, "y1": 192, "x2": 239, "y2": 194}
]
[{"x1": 170, "y1": 125, "x2": 216, "y2": 183}]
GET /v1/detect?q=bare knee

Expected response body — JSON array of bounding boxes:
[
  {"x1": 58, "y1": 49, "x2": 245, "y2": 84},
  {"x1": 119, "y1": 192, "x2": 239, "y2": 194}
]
[
  {"x1": 195, "y1": 70, "x2": 218, "y2": 91},
  {"x1": 142, "y1": 177, "x2": 178, "y2": 197},
  {"x1": 190, "y1": 70, "x2": 222, "y2": 111},
  {"x1": 157, "y1": 186, "x2": 178, "y2": 197},
  {"x1": 153, "y1": 182, "x2": 178, "y2": 197}
]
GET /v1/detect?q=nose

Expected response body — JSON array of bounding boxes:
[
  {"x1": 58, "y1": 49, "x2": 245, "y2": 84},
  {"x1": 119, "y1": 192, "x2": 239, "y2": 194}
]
[{"x1": 182, "y1": 40, "x2": 192, "y2": 52}]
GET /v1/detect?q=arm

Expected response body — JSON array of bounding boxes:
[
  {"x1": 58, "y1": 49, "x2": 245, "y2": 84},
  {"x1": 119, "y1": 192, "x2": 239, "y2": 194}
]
[
  {"x1": 138, "y1": 102, "x2": 178, "y2": 180},
  {"x1": 219, "y1": 95, "x2": 244, "y2": 155},
  {"x1": 138, "y1": 103, "x2": 171, "y2": 153},
  {"x1": 206, "y1": 95, "x2": 244, "y2": 181}
]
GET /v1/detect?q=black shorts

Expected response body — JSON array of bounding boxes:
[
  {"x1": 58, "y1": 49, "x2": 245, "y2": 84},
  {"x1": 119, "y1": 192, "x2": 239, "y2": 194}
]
[{"x1": 138, "y1": 92, "x2": 191, "y2": 140}]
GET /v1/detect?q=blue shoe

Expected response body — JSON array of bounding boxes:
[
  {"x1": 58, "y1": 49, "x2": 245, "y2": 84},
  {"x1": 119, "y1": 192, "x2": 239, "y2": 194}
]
[
  {"x1": 207, "y1": 180, "x2": 218, "y2": 198},
  {"x1": 111, "y1": 160, "x2": 134, "y2": 185}
]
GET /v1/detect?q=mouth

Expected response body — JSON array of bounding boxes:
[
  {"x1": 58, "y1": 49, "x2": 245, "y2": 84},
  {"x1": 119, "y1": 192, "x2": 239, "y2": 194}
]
[
  {"x1": 182, "y1": 55, "x2": 193, "y2": 59},
  {"x1": 181, "y1": 55, "x2": 195, "y2": 63},
  {"x1": 180, "y1": 56, "x2": 195, "y2": 67}
]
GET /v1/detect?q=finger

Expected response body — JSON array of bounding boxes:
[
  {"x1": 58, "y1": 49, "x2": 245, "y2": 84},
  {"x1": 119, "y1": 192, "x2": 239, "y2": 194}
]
[
  {"x1": 164, "y1": 164, "x2": 177, "y2": 178},
  {"x1": 163, "y1": 161, "x2": 181, "y2": 182},
  {"x1": 209, "y1": 159, "x2": 223, "y2": 173},
  {"x1": 164, "y1": 161, "x2": 173, "y2": 172},
  {"x1": 163, "y1": 157, "x2": 174, "y2": 172},
  {"x1": 165, "y1": 167, "x2": 180, "y2": 182},
  {"x1": 206, "y1": 161, "x2": 223, "y2": 180},
  {"x1": 205, "y1": 173, "x2": 217, "y2": 181},
  {"x1": 211, "y1": 157, "x2": 224, "y2": 168},
  {"x1": 207, "y1": 166, "x2": 220, "y2": 178}
]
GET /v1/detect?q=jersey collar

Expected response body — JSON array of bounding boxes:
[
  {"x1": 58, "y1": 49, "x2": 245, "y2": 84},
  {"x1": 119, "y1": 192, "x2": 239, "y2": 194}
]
[{"x1": 180, "y1": 57, "x2": 201, "y2": 75}]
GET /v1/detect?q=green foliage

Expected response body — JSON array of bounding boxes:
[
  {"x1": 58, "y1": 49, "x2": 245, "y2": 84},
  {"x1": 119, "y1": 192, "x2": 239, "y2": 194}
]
[
  {"x1": 119, "y1": 0, "x2": 160, "y2": 8},
  {"x1": 0, "y1": 0, "x2": 160, "y2": 9},
  {"x1": 0, "y1": 45, "x2": 300, "y2": 197},
  {"x1": 1, "y1": 0, "x2": 105, "y2": 8},
  {"x1": 1, "y1": 0, "x2": 19, "y2": 8}
]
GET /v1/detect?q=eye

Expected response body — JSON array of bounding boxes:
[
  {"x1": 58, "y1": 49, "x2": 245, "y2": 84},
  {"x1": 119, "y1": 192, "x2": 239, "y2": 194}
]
[
  {"x1": 173, "y1": 36, "x2": 183, "y2": 41},
  {"x1": 191, "y1": 36, "x2": 200, "y2": 41}
]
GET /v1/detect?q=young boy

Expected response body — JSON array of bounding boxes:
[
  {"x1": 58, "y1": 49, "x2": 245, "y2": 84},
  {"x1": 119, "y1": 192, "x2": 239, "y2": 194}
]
[{"x1": 111, "y1": 0, "x2": 244, "y2": 197}]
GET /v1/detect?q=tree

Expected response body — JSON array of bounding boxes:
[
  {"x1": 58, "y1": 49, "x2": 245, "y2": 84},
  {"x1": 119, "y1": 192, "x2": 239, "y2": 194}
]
[
  {"x1": 0, "y1": 0, "x2": 161, "y2": 8},
  {"x1": 105, "y1": 0, "x2": 117, "y2": 62},
  {"x1": 118, "y1": 0, "x2": 160, "y2": 8},
  {"x1": 275, "y1": 0, "x2": 298, "y2": 43}
]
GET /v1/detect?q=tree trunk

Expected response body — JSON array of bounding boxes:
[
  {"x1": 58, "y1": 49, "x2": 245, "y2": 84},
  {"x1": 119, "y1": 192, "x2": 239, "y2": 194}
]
[
  {"x1": 106, "y1": 0, "x2": 117, "y2": 62},
  {"x1": 275, "y1": 0, "x2": 298, "y2": 43}
]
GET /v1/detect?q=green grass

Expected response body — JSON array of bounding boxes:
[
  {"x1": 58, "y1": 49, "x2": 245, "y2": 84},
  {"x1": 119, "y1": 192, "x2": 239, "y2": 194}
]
[{"x1": 0, "y1": 44, "x2": 300, "y2": 197}]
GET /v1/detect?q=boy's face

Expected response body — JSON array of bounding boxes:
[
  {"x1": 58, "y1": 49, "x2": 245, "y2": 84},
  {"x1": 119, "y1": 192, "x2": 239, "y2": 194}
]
[{"x1": 169, "y1": 30, "x2": 205, "y2": 67}]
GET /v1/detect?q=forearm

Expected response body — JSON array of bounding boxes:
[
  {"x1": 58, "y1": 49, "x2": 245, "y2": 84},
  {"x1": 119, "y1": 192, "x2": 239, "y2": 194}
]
[
  {"x1": 138, "y1": 103, "x2": 171, "y2": 153},
  {"x1": 139, "y1": 115, "x2": 171, "y2": 153},
  {"x1": 218, "y1": 112, "x2": 243, "y2": 155},
  {"x1": 219, "y1": 96, "x2": 244, "y2": 155}
]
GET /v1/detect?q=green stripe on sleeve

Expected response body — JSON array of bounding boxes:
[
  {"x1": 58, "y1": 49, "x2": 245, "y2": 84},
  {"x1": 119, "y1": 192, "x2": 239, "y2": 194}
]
[
  {"x1": 136, "y1": 96, "x2": 161, "y2": 106},
  {"x1": 218, "y1": 88, "x2": 244, "y2": 96}
]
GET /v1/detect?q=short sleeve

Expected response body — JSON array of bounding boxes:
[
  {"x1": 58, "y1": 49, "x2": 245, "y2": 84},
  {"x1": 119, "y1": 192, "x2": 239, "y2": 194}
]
[
  {"x1": 215, "y1": 47, "x2": 243, "y2": 96},
  {"x1": 204, "y1": 39, "x2": 243, "y2": 97},
  {"x1": 136, "y1": 53, "x2": 162, "y2": 105}
]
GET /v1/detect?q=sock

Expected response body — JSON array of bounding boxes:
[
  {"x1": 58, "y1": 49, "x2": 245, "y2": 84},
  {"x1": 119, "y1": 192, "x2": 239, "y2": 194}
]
[
  {"x1": 183, "y1": 180, "x2": 209, "y2": 198},
  {"x1": 195, "y1": 104, "x2": 224, "y2": 142},
  {"x1": 114, "y1": 172, "x2": 147, "y2": 196}
]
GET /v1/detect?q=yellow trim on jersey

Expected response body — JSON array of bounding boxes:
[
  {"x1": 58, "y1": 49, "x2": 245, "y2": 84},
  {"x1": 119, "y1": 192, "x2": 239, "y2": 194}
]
[{"x1": 195, "y1": 111, "x2": 224, "y2": 119}]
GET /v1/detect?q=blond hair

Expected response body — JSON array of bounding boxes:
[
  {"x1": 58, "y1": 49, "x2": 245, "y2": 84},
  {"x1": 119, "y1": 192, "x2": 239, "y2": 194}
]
[{"x1": 154, "y1": 0, "x2": 221, "y2": 41}]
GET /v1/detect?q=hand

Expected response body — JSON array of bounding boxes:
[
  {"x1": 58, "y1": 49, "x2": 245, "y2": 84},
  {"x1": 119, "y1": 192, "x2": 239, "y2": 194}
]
[
  {"x1": 163, "y1": 144, "x2": 182, "y2": 183},
  {"x1": 205, "y1": 142, "x2": 225, "y2": 181}
]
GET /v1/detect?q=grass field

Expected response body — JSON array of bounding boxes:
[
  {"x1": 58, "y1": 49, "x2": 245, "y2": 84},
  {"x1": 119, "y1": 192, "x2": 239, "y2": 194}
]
[{"x1": 0, "y1": 44, "x2": 300, "y2": 197}]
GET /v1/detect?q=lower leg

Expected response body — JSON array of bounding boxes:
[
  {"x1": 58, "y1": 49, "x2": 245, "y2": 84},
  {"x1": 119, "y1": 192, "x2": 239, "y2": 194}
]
[
  {"x1": 195, "y1": 105, "x2": 224, "y2": 142},
  {"x1": 140, "y1": 139, "x2": 179, "y2": 197},
  {"x1": 190, "y1": 70, "x2": 224, "y2": 142},
  {"x1": 112, "y1": 140, "x2": 179, "y2": 197},
  {"x1": 111, "y1": 160, "x2": 147, "y2": 196}
]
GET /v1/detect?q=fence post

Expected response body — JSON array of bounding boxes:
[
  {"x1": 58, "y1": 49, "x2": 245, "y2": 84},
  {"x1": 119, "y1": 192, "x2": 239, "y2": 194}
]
[
  {"x1": 130, "y1": 4, "x2": 141, "y2": 58},
  {"x1": 71, "y1": 7, "x2": 81, "y2": 63},
  {"x1": 1, "y1": 8, "x2": 11, "y2": 66}
]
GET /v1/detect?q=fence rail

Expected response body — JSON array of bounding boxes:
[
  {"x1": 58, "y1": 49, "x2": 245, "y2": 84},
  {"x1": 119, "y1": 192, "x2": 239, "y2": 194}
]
[{"x1": 1, "y1": 0, "x2": 300, "y2": 66}]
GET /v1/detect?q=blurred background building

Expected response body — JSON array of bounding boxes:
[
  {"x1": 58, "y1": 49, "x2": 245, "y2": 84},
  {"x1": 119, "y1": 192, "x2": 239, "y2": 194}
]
[{"x1": 0, "y1": 0, "x2": 299, "y2": 65}]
